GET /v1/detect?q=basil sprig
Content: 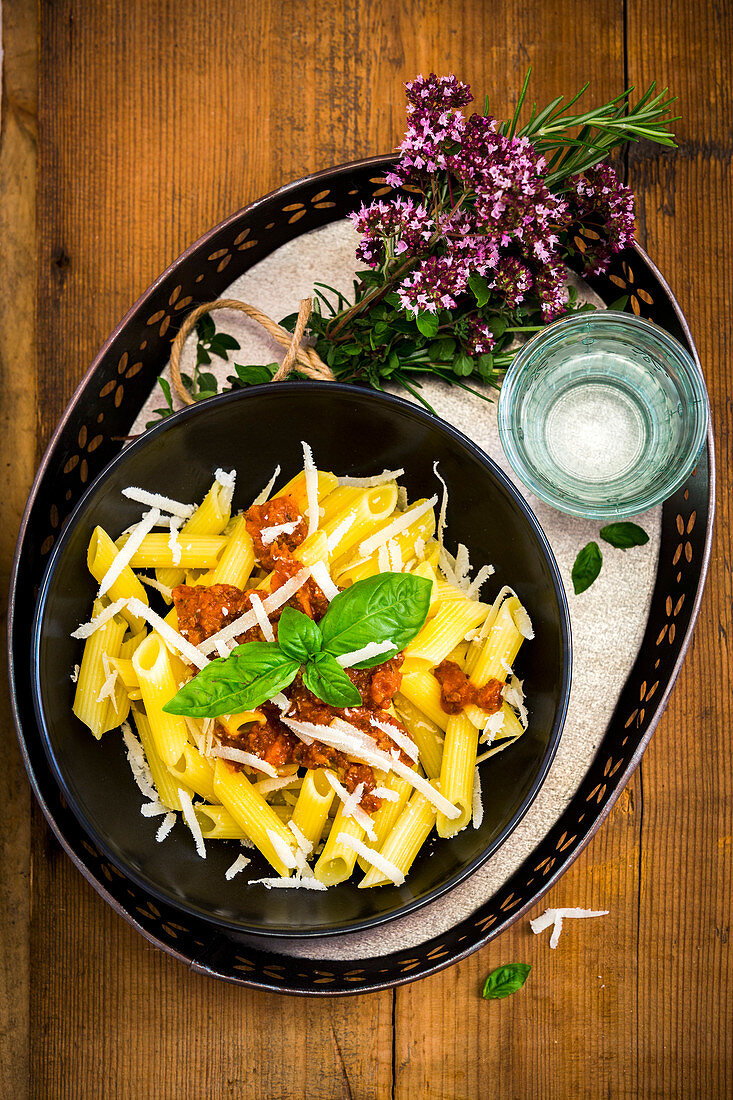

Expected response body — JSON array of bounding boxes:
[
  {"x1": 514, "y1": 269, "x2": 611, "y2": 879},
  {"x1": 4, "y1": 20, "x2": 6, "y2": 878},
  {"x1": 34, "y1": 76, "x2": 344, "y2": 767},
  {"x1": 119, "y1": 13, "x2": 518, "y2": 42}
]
[
  {"x1": 163, "y1": 571, "x2": 431, "y2": 717},
  {"x1": 482, "y1": 963, "x2": 532, "y2": 1000}
]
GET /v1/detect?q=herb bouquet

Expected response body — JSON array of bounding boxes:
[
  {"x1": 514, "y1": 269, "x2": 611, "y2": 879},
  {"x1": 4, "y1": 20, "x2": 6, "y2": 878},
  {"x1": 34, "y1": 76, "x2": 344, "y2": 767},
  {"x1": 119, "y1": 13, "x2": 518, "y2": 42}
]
[{"x1": 154, "y1": 70, "x2": 677, "y2": 418}]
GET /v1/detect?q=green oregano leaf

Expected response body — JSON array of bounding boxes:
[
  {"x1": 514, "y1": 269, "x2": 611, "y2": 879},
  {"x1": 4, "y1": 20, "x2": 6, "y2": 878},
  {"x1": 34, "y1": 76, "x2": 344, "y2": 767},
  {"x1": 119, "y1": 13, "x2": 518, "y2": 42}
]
[
  {"x1": 162, "y1": 643, "x2": 299, "y2": 717},
  {"x1": 600, "y1": 522, "x2": 649, "y2": 550},
  {"x1": 319, "y1": 572, "x2": 431, "y2": 668},
  {"x1": 278, "y1": 606, "x2": 323, "y2": 663},
  {"x1": 572, "y1": 541, "x2": 603, "y2": 594},
  {"x1": 302, "y1": 652, "x2": 363, "y2": 709},
  {"x1": 482, "y1": 963, "x2": 532, "y2": 1000}
]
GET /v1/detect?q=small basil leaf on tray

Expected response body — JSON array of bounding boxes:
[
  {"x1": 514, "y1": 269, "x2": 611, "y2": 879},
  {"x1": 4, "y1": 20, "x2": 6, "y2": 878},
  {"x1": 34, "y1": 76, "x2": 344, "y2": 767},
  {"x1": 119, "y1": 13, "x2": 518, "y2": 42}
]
[
  {"x1": 482, "y1": 963, "x2": 532, "y2": 1000},
  {"x1": 571, "y1": 541, "x2": 603, "y2": 595},
  {"x1": 302, "y1": 652, "x2": 363, "y2": 709},
  {"x1": 319, "y1": 572, "x2": 432, "y2": 668},
  {"x1": 277, "y1": 606, "x2": 323, "y2": 663},
  {"x1": 163, "y1": 643, "x2": 299, "y2": 717},
  {"x1": 600, "y1": 521, "x2": 649, "y2": 549}
]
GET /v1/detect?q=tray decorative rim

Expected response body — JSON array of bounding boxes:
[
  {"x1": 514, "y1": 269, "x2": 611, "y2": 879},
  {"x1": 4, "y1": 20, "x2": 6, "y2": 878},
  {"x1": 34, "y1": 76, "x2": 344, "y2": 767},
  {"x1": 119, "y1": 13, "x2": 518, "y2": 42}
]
[{"x1": 8, "y1": 154, "x2": 715, "y2": 995}]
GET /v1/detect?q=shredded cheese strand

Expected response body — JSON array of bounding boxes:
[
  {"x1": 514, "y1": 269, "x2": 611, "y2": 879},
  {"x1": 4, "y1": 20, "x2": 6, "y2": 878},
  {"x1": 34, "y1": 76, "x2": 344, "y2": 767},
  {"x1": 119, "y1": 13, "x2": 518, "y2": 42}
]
[
  {"x1": 98, "y1": 507, "x2": 161, "y2": 596},
  {"x1": 337, "y1": 833, "x2": 405, "y2": 886},
  {"x1": 251, "y1": 464, "x2": 282, "y2": 505},
  {"x1": 309, "y1": 560, "x2": 339, "y2": 601},
  {"x1": 71, "y1": 598, "x2": 128, "y2": 640},
  {"x1": 125, "y1": 597, "x2": 209, "y2": 669},
  {"x1": 358, "y1": 496, "x2": 438, "y2": 558},
  {"x1": 121, "y1": 487, "x2": 195, "y2": 519},
  {"x1": 335, "y1": 640, "x2": 394, "y2": 668},
  {"x1": 178, "y1": 788, "x2": 206, "y2": 858},
  {"x1": 338, "y1": 468, "x2": 404, "y2": 487},
  {"x1": 301, "y1": 440, "x2": 319, "y2": 539},
  {"x1": 209, "y1": 743, "x2": 278, "y2": 777},
  {"x1": 249, "y1": 592, "x2": 275, "y2": 642}
]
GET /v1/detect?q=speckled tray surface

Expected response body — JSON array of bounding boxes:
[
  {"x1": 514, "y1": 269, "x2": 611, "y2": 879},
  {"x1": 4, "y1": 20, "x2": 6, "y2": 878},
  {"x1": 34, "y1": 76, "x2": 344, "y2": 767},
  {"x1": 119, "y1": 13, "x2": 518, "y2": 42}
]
[{"x1": 9, "y1": 156, "x2": 714, "y2": 994}]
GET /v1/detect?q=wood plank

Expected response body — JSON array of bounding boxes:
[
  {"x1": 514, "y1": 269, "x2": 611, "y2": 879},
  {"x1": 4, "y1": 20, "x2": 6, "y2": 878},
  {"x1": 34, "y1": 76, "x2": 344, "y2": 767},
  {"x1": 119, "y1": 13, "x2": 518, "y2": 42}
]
[
  {"x1": 626, "y1": 2, "x2": 733, "y2": 1096},
  {"x1": 0, "y1": 0, "x2": 39, "y2": 1093}
]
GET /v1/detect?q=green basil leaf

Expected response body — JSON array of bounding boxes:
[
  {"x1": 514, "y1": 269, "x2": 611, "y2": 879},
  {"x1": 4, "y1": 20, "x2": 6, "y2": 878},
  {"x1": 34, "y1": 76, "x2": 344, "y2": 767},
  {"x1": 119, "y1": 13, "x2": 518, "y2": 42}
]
[
  {"x1": 600, "y1": 522, "x2": 649, "y2": 550},
  {"x1": 482, "y1": 963, "x2": 531, "y2": 1000},
  {"x1": 278, "y1": 606, "x2": 323, "y2": 663},
  {"x1": 302, "y1": 653, "x2": 363, "y2": 708},
  {"x1": 162, "y1": 643, "x2": 299, "y2": 717},
  {"x1": 415, "y1": 311, "x2": 439, "y2": 339},
  {"x1": 319, "y1": 572, "x2": 431, "y2": 668},
  {"x1": 572, "y1": 541, "x2": 603, "y2": 594},
  {"x1": 468, "y1": 273, "x2": 491, "y2": 307}
]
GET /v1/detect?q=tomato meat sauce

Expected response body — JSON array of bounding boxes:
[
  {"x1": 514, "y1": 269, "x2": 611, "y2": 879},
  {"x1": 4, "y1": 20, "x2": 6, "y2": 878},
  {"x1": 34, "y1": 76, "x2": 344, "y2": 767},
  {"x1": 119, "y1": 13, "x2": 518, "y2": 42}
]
[
  {"x1": 245, "y1": 495, "x2": 307, "y2": 570},
  {"x1": 216, "y1": 659, "x2": 409, "y2": 813},
  {"x1": 433, "y1": 659, "x2": 504, "y2": 716}
]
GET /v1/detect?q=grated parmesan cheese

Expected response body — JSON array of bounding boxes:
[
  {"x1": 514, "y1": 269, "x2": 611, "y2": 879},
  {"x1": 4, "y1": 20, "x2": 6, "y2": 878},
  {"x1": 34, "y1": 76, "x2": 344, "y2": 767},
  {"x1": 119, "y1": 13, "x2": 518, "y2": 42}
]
[
  {"x1": 71, "y1": 598, "x2": 128, "y2": 640},
  {"x1": 433, "y1": 461, "x2": 448, "y2": 550},
  {"x1": 414, "y1": 536, "x2": 426, "y2": 561},
  {"x1": 210, "y1": 743, "x2": 278, "y2": 777},
  {"x1": 256, "y1": 774, "x2": 300, "y2": 796},
  {"x1": 140, "y1": 800, "x2": 168, "y2": 818},
  {"x1": 198, "y1": 567, "x2": 312, "y2": 655},
  {"x1": 335, "y1": 640, "x2": 394, "y2": 668},
  {"x1": 377, "y1": 544, "x2": 390, "y2": 573},
  {"x1": 266, "y1": 828, "x2": 298, "y2": 870},
  {"x1": 249, "y1": 592, "x2": 275, "y2": 642},
  {"x1": 70, "y1": 664, "x2": 80, "y2": 683},
  {"x1": 309, "y1": 560, "x2": 339, "y2": 602},
  {"x1": 125, "y1": 597, "x2": 209, "y2": 669},
  {"x1": 225, "y1": 853, "x2": 251, "y2": 880},
  {"x1": 514, "y1": 604, "x2": 535, "y2": 640},
  {"x1": 338, "y1": 468, "x2": 405, "y2": 488},
  {"x1": 396, "y1": 485, "x2": 408, "y2": 510},
  {"x1": 326, "y1": 510, "x2": 357, "y2": 554},
  {"x1": 178, "y1": 787, "x2": 206, "y2": 858},
  {"x1": 301, "y1": 440, "x2": 319, "y2": 539},
  {"x1": 372, "y1": 786, "x2": 399, "y2": 802},
  {"x1": 138, "y1": 574, "x2": 174, "y2": 601},
  {"x1": 387, "y1": 540, "x2": 403, "y2": 572},
  {"x1": 156, "y1": 812, "x2": 176, "y2": 842},
  {"x1": 454, "y1": 543, "x2": 471, "y2": 589},
  {"x1": 358, "y1": 496, "x2": 438, "y2": 559},
  {"x1": 260, "y1": 519, "x2": 300, "y2": 546},
  {"x1": 250, "y1": 876, "x2": 327, "y2": 890},
  {"x1": 530, "y1": 907, "x2": 609, "y2": 949},
  {"x1": 251, "y1": 464, "x2": 281, "y2": 506},
  {"x1": 96, "y1": 652, "x2": 120, "y2": 709},
  {"x1": 370, "y1": 715, "x2": 419, "y2": 763},
  {"x1": 480, "y1": 710, "x2": 506, "y2": 743},
  {"x1": 121, "y1": 487, "x2": 195, "y2": 520},
  {"x1": 287, "y1": 819, "x2": 313, "y2": 857},
  {"x1": 214, "y1": 467, "x2": 237, "y2": 510},
  {"x1": 323, "y1": 771, "x2": 377, "y2": 840},
  {"x1": 503, "y1": 675, "x2": 528, "y2": 729},
  {"x1": 466, "y1": 564, "x2": 495, "y2": 600},
  {"x1": 122, "y1": 721, "x2": 158, "y2": 802},
  {"x1": 472, "y1": 769, "x2": 483, "y2": 829},
  {"x1": 167, "y1": 515, "x2": 184, "y2": 565},
  {"x1": 99, "y1": 508, "x2": 161, "y2": 596},
  {"x1": 337, "y1": 833, "x2": 405, "y2": 887}
]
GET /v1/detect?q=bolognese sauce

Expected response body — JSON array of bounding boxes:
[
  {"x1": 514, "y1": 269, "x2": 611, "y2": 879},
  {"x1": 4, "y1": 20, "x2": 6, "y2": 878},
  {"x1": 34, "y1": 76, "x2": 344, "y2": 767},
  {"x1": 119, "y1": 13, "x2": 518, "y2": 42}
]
[{"x1": 433, "y1": 659, "x2": 504, "y2": 716}]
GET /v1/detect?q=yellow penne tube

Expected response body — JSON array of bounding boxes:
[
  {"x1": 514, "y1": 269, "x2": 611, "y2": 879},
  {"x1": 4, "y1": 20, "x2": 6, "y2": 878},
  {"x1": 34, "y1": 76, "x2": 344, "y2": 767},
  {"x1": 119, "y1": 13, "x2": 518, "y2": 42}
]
[
  {"x1": 218, "y1": 710, "x2": 265, "y2": 737},
  {"x1": 356, "y1": 772, "x2": 412, "y2": 872},
  {"x1": 404, "y1": 597, "x2": 489, "y2": 667},
  {"x1": 271, "y1": 469, "x2": 338, "y2": 511},
  {"x1": 333, "y1": 501, "x2": 435, "y2": 583},
  {"x1": 435, "y1": 713, "x2": 478, "y2": 838},
  {"x1": 464, "y1": 596, "x2": 525, "y2": 682},
  {"x1": 360, "y1": 789, "x2": 437, "y2": 888},
  {"x1": 212, "y1": 758, "x2": 297, "y2": 876},
  {"x1": 194, "y1": 804, "x2": 248, "y2": 840},
  {"x1": 111, "y1": 656, "x2": 138, "y2": 690},
  {"x1": 435, "y1": 579, "x2": 472, "y2": 602},
  {"x1": 169, "y1": 743, "x2": 216, "y2": 802},
  {"x1": 398, "y1": 668, "x2": 449, "y2": 731},
  {"x1": 321, "y1": 482, "x2": 399, "y2": 561},
  {"x1": 393, "y1": 694, "x2": 444, "y2": 780},
  {"x1": 73, "y1": 599, "x2": 127, "y2": 738},
  {"x1": 86, "y1": 527, "x2": 148, "y2": 631},
  {"x1": 195, "y1": 513, "x2": 255, "y2": 588},
  {"x1": 290, "y1": 769, "x2": 335, "y2": 849},
  {"x1": 410, "y1": 560, "x2": 440, "y2": 616},
  {"x1": 131, "y1": 707, "x2": 190, "y2": 810},
  {"x1": 131, "y1": 633, "x2": 188, "y2": 766},
  {"x1": 120, "y1": 534, "x2": 228, "y2": 569},
  {"x1": 156, "y1": 478, "x2": 234, "y2": 589},
  {"x1": 313, "y1": 806, "x2": 366, "y2": 885}
]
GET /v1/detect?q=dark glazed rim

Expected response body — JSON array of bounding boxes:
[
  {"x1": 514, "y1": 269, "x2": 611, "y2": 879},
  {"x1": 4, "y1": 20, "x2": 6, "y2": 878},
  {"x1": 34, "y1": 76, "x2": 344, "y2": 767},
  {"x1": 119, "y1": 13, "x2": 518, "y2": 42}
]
[
  {"x1": 29, "y1": 382, "x2": 572, "y2": 938},
  {"x1": 7, "y1": 154, "x2": 715, "y2": 993}
]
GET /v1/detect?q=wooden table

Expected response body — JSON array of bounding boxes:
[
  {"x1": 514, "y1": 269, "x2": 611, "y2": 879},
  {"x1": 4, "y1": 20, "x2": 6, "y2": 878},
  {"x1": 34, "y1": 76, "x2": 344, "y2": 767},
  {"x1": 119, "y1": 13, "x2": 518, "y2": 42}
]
[{"x1": 1, "y1": 1, "x2": 730, "y2": 1095}]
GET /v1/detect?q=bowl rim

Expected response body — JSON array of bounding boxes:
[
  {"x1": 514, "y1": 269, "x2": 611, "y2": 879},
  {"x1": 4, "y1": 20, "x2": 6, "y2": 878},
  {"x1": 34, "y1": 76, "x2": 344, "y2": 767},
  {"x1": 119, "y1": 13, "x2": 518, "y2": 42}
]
[
  {"x1": 30, "y1": 381, "x2": 572, "y2": 939},
  {"x1": 497, "y1": 311, "x2": 711, "y2": 520}
]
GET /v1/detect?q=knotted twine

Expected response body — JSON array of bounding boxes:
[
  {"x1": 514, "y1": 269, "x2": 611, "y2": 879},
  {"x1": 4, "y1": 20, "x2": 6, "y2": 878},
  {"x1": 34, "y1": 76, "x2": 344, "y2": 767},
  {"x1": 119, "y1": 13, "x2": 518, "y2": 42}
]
[{"x1": 169, "y1": 297, "x2": 335, "y2": 406}]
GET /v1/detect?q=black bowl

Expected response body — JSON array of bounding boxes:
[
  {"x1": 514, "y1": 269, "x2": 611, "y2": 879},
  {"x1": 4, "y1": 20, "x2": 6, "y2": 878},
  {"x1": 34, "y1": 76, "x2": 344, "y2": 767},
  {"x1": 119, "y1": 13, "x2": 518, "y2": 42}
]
[{"x1": 31, "y1": 383, "x2": 571, "y2": 937}]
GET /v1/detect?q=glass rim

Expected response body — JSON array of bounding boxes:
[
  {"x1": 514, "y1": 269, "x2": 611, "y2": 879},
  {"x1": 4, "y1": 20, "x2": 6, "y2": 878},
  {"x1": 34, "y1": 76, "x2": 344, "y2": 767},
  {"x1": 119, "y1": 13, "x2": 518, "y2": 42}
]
[{"x1": 497, "y1": 312, "x2": 710, "y2": 520}]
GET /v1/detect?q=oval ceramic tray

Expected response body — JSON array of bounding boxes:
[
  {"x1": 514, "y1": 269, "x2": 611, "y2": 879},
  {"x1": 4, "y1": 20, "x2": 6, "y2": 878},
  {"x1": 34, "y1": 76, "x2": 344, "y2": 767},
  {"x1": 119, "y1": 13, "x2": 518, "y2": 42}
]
[{"x1": 8, "y1": 155, "x2": 714, "y2": 994}]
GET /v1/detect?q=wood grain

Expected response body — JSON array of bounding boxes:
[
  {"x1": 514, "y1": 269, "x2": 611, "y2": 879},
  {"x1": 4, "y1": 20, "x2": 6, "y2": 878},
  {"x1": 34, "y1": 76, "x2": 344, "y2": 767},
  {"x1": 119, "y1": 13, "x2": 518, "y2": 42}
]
[{"x1": 0, "y1": 0, "x2": 728, "y2": 1095}]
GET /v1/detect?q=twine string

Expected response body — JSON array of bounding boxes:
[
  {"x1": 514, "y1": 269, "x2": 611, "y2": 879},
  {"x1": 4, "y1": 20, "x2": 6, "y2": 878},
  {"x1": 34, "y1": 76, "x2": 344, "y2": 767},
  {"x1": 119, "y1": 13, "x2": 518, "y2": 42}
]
[{"x1": 168, "y1": 296, "x2": 335, "y2": 406}]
